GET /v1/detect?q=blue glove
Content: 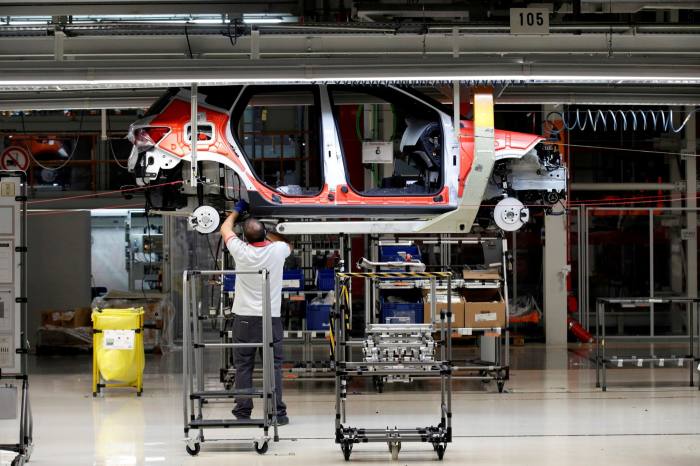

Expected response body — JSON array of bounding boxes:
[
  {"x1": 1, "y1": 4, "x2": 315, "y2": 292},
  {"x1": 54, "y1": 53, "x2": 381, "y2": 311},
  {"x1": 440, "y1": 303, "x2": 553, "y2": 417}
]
[{"x1": 233, "y1": 199, "x2": 249, "y2": 214}]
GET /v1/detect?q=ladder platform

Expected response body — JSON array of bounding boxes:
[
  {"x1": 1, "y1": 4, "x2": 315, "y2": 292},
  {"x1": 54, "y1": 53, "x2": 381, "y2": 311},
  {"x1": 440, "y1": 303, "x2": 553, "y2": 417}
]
[
  {"x1": 189, "y1": 418, "x2": 267, "y2": 429},
  {"x1": 190, "y1": 389, "x2": 265, "y2": 399}
]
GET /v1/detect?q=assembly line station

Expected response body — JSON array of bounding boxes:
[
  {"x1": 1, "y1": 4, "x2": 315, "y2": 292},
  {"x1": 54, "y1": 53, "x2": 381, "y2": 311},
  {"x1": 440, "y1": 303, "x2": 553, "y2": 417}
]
[{"x1": 0, "y1": 1, "x2": 699, "y2": 465}]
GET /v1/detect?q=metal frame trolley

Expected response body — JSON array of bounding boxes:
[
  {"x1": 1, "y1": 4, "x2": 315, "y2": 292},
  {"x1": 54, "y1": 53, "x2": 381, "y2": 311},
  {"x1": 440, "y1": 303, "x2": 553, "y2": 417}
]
[
  {"x1": 0, "y1": 171, "x2": 33, "y2": 465},
  {"x1": 182, "y1": 269, "x2": 278, "y2": 456},
  {"x1": 333, "y1": 270, "x2": 453, "y2": 461},
  {"x1": 595, "y1": 297, "x2": 699, "y2": 391}
]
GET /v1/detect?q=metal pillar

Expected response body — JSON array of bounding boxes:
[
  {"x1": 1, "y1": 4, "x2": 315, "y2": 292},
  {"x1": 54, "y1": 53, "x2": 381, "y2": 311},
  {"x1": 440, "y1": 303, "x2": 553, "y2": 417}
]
[
  {"x1": 190, "y1": 83, "x2": 199, "y2": 187},
  {"x1": 685, "y1": 107, "x2": 697, "y2": 302},
  {"x1": 543, "y1": 103, "x2": 569, "y2": 346},
  {"x1": 544, "y1": 205, "x2": 568, "y2": 345}
]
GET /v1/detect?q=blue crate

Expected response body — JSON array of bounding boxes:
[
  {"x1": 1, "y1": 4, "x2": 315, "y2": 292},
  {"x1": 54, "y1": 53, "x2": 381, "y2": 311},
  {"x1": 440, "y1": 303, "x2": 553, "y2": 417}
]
[
  {"x1": 316, "y1": 269, "x2": 335, "y2": 291},
  {"x1": 380, "y1": 300, "x2": 424, "y2": 324},
  {"x1": 379, "y1": 244, "x2": 422, "y2": 263},
  {"x1": 306, "y1": 303, "x2": 331, "y2": 331},
  {"x1": 282, "y1": 269, "x2": 304, "y2": 291},
  {"x1": 223, "y1": 274, "x2": 236, "y2": 291}
]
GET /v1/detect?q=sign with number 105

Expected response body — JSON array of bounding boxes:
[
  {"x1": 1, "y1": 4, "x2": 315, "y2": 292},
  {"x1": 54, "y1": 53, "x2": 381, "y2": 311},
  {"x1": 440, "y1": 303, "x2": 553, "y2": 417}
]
[{"x1": 510, "y1": 8, "x2": 549, "y2": 35}]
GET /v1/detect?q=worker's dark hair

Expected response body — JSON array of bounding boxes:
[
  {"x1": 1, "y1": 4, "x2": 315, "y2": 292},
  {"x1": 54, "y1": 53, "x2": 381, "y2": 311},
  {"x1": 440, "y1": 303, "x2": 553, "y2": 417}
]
[{"x1": 242, "y1": 218, "x2": 267, "y2": 243}]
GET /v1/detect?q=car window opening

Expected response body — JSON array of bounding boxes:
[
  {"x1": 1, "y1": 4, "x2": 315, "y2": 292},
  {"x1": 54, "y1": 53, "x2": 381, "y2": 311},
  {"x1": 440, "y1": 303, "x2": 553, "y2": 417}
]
[
  {"x1": 235, "y1": 88, "x2": 322, "y2": 197},
  {"x1": 331, "y1": 87, "x2": 444, "y2": 197}
]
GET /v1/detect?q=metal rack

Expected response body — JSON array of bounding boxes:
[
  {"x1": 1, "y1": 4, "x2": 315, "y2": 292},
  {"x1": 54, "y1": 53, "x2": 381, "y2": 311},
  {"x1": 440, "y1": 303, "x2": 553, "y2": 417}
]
[
  {"x1": 333, "y1": 271, "x2": 453, "y2": 461},
  {"x1": 595, "y1": 297, "x2": 699, "y2": 391},
  {"x1": 367, "y1": 235, "x2": 511, "y2": 392},
  {"x1": 182, "y1": 269, "x2": 278, "y2": 456},
  {"x1": 0, "y1": 171, "x2": 33, "y2": 465}
]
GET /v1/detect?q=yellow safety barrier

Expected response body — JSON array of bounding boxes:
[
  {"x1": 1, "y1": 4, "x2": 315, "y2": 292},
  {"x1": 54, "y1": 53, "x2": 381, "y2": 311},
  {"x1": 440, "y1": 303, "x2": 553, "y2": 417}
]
[{"x1": 92, "y1": 308, "x2": 145, "y2": 397}]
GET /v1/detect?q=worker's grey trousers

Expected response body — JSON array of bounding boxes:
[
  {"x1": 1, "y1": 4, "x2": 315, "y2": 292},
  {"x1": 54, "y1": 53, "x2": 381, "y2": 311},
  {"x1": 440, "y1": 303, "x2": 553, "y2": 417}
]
[{"x1": 232, "y1": 314, "x2": 287, "y2": 418}]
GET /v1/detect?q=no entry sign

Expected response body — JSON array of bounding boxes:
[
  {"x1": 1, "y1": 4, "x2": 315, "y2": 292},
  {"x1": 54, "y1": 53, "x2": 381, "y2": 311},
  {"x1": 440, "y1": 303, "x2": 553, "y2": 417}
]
[{"x1": 0, "y1": 146, "x2": 30, "y2": 171}]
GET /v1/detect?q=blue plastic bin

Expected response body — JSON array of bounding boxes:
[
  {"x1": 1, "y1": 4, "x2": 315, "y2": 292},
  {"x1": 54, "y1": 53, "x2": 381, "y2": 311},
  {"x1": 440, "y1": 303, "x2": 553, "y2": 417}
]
[
  {"x1": 379, "y1": 244, "x2": 422, "y2": 263},
  {"x1": 306, "y1": 304, "x2": 331, "y2": 331},
  {"x1": 223, "y1": 274, "x2": 236, "y2": 291},
  {"x1": 380, "y1": 300, "x2": 424, "y2": 324},
  {"x1": 282, "y1": 269, "x2": 304, "y2": 291},
  {"x1": 316, "y1": 269, "x2": 335, "y2": 291}
]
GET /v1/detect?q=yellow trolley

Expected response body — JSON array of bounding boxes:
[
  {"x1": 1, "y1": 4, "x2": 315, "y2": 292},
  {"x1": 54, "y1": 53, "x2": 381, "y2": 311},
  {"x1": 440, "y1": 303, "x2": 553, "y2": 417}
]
[{"x1": 92, "y1": 308, "x2": 145, "y2": 397}]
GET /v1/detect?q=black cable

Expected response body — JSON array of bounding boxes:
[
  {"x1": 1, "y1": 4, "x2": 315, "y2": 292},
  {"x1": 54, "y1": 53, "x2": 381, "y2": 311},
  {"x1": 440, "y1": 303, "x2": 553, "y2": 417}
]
[
  {"x1": 226, "y1": 19, "x2": 239, "y2": 47},
  {"x1": 184, "y1": 26, "x2": 193, "y2": 59}
]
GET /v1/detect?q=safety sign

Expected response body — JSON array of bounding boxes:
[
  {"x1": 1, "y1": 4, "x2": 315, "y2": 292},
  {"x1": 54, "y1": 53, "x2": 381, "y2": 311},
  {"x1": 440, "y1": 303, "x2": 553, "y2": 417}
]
[{"x1": 0, "y1": 147, "x2": 30, "y2": 172}]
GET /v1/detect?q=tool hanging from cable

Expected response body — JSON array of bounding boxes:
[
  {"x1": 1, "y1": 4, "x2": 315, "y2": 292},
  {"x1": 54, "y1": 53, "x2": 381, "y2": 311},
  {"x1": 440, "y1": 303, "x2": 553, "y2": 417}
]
[{"x1": 547, "y1": 108, "x2": 699, "y2": 134}]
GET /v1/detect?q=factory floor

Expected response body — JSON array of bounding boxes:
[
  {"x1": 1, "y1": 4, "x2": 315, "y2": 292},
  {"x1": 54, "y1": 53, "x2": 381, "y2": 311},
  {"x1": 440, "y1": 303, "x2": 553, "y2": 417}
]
[{"x1": 5, "y1": 342, "x2": 700, "y2": 466}]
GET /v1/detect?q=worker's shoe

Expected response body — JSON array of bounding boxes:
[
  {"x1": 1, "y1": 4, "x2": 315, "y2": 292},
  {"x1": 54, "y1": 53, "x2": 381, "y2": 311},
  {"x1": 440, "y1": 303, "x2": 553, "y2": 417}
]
[
  {"x1": 276, "y1": 415, "x2": 289, "y2": 426},
  {"x1": 232, "y1": 410, "x2": 251, "y2": 421}
]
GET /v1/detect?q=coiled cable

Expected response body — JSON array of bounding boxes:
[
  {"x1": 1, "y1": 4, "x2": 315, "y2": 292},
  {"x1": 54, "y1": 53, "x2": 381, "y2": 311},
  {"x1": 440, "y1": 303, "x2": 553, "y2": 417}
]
[{"x1": 547, "y1": 108, "x2": 699, "y2": 134}]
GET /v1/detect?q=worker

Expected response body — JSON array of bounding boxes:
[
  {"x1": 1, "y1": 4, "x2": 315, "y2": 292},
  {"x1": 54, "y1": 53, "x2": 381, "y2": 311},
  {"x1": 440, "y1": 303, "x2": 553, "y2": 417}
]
[{"x1": 220, "y1": 199, "x2": 291, "y2": 426}]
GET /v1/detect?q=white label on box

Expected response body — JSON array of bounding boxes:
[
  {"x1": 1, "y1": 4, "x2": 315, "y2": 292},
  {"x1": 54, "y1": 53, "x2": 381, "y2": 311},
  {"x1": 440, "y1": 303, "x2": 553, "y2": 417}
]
[
  {"x1": 103, "y1": 330, "x2": 135, "y2": 350},
  {"x1": 362, "y1": 141, "x2": 393, "y2": 164},
  {"x1": 474, "y1": 312, "x2": 497, "y2": 322},
  {"x1": 282, "y1": 279, "x2": 301, "y2": 289},
  {"x1": 0, "y1": 207, "x2": 13, "y2": 235},
  {"x1": 510, "y1": 8, "x2": 549, "y2": 35},
  {"x1": 0, "y1": 241, "x2": 12, "y2": 284}
]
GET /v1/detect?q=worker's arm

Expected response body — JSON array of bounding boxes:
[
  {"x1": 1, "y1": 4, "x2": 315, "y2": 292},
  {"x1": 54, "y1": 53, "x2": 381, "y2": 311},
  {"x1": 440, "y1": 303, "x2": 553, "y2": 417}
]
[
  {"x1": 268, "y1": 230, "x2": 294, "y2": 253},
  {"x1": 220, "y1": 199, "x2": 248, "y2": 244}
]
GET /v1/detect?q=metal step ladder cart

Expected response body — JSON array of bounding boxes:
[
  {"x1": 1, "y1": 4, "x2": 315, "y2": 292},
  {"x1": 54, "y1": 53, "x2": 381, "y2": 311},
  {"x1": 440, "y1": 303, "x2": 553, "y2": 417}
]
[
  {"x1": 182, "y1": 269, "x2": 278, "y2": 456},
  {"x1": 0, "y1": 172, "x2": 33, "y2": 465},
  {"x1": 333, "y1": 269, "x2": 453, "y2": 461}
]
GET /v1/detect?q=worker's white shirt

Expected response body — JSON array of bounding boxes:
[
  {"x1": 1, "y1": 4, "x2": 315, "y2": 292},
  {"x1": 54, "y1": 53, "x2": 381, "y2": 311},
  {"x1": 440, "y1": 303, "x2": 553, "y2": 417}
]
[{"x1": 226, "y1": 237, "x2": 291, "y2": 318}]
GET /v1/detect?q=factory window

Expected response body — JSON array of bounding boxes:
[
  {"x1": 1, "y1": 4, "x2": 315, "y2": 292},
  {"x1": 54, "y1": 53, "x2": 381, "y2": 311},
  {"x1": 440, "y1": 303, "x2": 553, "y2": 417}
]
[
  {"x1": 330, "y1": 86, "x2": 443, "y2": 196},
  {"x1": 231, "y1": 86, "x2": 322, "y2": 196}
]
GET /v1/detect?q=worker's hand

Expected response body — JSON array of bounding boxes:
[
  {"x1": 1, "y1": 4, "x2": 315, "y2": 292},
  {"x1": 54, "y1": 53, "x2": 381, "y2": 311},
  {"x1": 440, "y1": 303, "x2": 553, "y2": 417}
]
[{"x1": 233, "y1": 199, "x2": 249, "y2": 214}]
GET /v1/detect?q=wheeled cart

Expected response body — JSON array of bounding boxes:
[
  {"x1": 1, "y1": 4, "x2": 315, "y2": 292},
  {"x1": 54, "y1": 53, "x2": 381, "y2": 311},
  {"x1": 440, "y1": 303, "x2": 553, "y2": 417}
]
[
  {"x1": 182, "y1": 269, "x2": 278, "y2": 456},
  {"x1": 333, "y1": 271, "x2": 453, "y2": 461},
  {"x1": 92, "y1": 307, "x2": 145, "y2": 397}
]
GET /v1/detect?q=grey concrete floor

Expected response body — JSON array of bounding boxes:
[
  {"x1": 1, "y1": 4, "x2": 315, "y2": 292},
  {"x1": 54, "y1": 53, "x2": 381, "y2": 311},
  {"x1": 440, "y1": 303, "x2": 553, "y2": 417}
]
[{"x1": 2, "y1": 343, "x2": 699, "y2": 465}]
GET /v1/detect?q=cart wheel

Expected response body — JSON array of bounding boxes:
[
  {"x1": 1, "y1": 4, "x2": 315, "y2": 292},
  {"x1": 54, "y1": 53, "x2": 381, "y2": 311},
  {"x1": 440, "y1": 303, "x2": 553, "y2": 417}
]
[
  {"x1": 436, "y1": 444, "x2": 446, "y2": 460},
  {"x1": 92, "y1": 392, "x2": 97, "y2": 398},
  {"x1": 186, "y1": 443, "x2": 200, "y2": 456},
  {"x1": 137, "y1": 390, "x2": 143, "y2": 397},
  {"x1": 11, "y1": 454, "x2": 25, "y2": 466},
  {"x1": 497, "y1": 381, "x2": 505, "y2": 393},
  {"x1": 390, "y1": 442, "x2": 401, "y2": 460},
  {"x1": 254, "y1": 441, "x2": 269, "y2": 455},
  {"x1": 341, "y1": 442, "x2": 352, "y2": 461}
]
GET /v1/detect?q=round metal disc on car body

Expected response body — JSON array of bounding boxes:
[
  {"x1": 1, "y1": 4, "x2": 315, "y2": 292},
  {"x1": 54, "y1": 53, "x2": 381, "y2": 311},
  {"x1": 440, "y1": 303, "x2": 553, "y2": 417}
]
[
  {"x1": 493, "y1": 197, "x2": 529, "y2": 232},
  {"x1": 190, "y1": 206, "x2": 220, "y2": 234}
]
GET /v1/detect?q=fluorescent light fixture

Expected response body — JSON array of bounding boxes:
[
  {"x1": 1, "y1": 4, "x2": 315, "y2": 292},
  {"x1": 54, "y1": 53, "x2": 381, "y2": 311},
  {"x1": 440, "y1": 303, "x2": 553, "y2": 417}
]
[{"x1": 242, "y1": 14, "x2": 285, "y2": 24}]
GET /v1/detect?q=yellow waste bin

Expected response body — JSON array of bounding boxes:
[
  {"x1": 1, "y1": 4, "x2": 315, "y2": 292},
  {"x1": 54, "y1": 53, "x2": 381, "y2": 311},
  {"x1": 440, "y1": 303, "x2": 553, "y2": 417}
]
[{"x1": 92, "y1": 307, "x2": 145, "y2": 397}]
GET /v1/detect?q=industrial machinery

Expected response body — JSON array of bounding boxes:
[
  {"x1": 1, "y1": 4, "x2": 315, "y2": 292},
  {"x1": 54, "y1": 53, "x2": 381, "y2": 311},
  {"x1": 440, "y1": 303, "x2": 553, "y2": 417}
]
[
  {"x1": 127, "y1": 85, "x2": 566, "y2": 234},
  {"x1": 0, "y1": 172, "x2": 32, "y2": 465}
]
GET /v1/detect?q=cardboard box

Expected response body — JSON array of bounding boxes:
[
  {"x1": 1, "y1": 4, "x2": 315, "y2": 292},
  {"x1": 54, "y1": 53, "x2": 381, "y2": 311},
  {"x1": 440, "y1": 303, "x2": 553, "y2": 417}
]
[
  {"x1": 41, "y1": 307, "x2": 92, "y2": 328},
  {"x1": 464, "y1": 289, "x2": 506, "y2": 329},
  {"x1": 423, "y1": 291, "x2": 466, "y2": 328},
  {"x1": 462, "y1": 268, "x2": 502, "y2": 281}
]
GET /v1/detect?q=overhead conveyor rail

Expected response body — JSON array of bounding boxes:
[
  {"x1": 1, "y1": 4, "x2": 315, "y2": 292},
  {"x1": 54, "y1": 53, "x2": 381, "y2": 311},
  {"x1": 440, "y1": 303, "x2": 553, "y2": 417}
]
[{"x1": 182, "y1": 269, "x2": 278, "y2": 456}]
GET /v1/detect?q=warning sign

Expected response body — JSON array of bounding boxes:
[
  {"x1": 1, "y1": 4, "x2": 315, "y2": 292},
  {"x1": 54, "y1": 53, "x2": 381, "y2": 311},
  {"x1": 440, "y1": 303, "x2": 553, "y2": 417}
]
[{"x1": 0, "y1": 147, "x2": 30, "y2": 172}]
